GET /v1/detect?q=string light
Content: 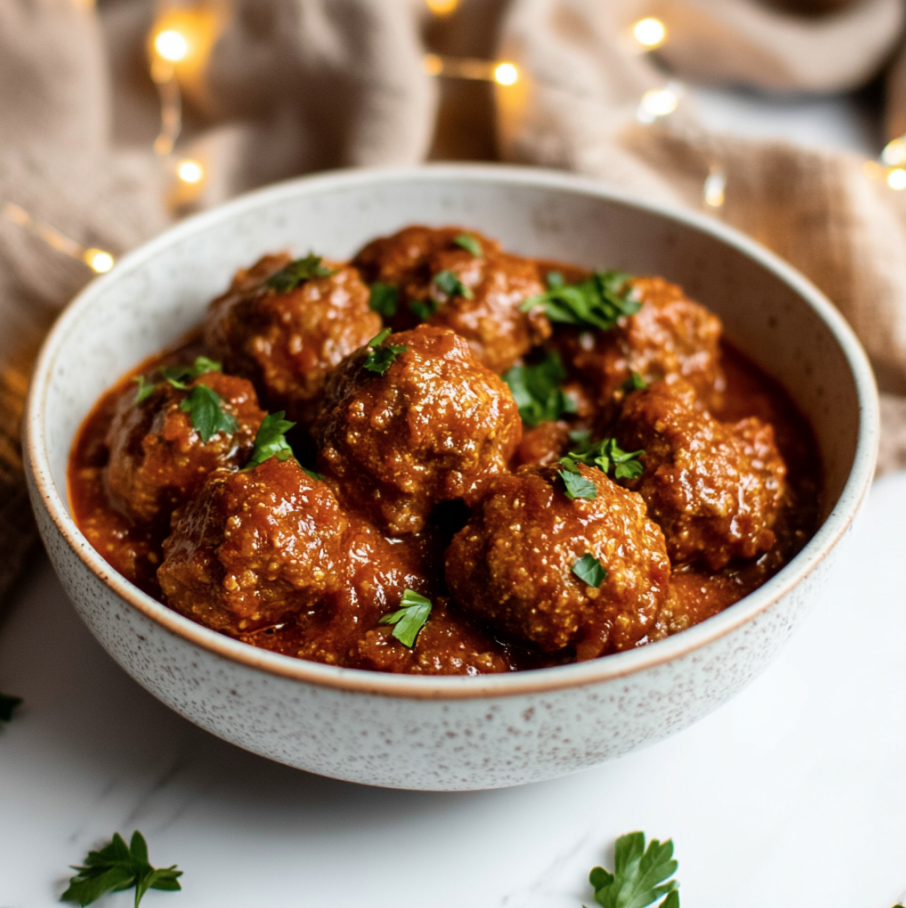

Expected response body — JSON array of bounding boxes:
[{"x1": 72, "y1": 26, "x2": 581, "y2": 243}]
[
  {"x1": 425, "y1": 0, "x2": 459, "y2": 15},
  {"x1": 703, "y1": 166, "x2": 727, "y2": 209},
  {"x1": 887, "y1": 168, "x2": 906, "y2": 191},
  {"x1": 177, "y1": 159, "x2": 204, "y2": 184},
  {"x1": 493, "y1": 63, "x2": 519, "y2": 86},
  {"x1": 633, "y1": 17, "x2": 667, "y2": 49},
  {"x1": 422, "y1": 53, "x2": 519, "y2": 85},
  {"x1": 637, "y1": 82, "x2": 683, "y2": 123},
  {"x1": 153, "y1": 29, "x2": 189, "y2": 63}
]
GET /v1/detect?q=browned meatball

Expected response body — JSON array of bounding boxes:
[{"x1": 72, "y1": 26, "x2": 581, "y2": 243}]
[
  {"x1": 158, "y1": 457, "x2": 346, "y2": 633},
  {"x1": 105, "y1": 370, "x2": 264, "y2": 525},
  {"x1": 314, "y1": 324, "x2": 522, "y2": 535},
  {"x1": 204, "y1": 253, "x2": 382, "y2": 426},
  {"x1": 514, "y1": 420, "x2": 572, "y2": 467},
  {"x1": 614, "y1": 377, "x2": 787, "y2": 570},
  {"x1": 353, "y1": 225, "x2": 550, "y2": 373},
  {"x1": 445, "y1": 464, "x2": 670, "y2": 658},
  {"x1": 558, "y1": 276, "x2": 724, "y2": 411}
]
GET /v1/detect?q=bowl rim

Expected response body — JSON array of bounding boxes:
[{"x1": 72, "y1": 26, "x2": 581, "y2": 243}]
[{"x1": 25, "y1": 162, "x2": 880, "y2": 700}]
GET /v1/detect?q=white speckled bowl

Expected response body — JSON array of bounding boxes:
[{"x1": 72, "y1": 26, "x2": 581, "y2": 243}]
[{"x1": 25, "y1": 165, "x2": 878, "y2": 790}]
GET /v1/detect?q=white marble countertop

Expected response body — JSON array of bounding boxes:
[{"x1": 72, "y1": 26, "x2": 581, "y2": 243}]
[{"x1": 3, "y1": 92, "x2": 905, "y2": 908}]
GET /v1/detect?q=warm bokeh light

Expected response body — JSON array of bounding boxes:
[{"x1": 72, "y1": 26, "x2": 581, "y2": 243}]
[
  {"x1": 84, "y1": 248, "x2": 115, "y2": 273},
  {"x1": 887, "y1": 167, "x2": 906, "y2": 191},
  {"x1": 881, "y1": 137, "x2": 906, "y2": 167},
  {"x1": 425, "y1": 0, "x2": 459, "y2": 14},
  {"x1": 633, "y1": 17, "x2": 667, "y2": 49},
  {"x1": 638, "y1": 86, "x2": 679, "y2": 120},
  {"x1": 703, "y1": 169, "x2": 727, "y2": 208},
  {"x1": 177, "y1": 159, "x2": 204, "y2": 184},
  {"x1": 422, "y1": 53, "x2": 443, "y2": 76},
  {"x1": 154, "y1": 29, "x2": 189, "y2": 63},
  {"x1": 494, "y1": 62, "x2": 519, "y2": 86}
]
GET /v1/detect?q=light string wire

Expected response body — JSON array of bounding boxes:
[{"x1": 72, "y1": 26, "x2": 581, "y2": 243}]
[{"x1": 3, "y1": 3, "x2": 905, "y2": 274}]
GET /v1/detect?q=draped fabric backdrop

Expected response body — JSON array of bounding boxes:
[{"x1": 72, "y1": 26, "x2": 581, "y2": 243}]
[{"x1": 2, "y1": 0, "x2": 905, "y2": 600}]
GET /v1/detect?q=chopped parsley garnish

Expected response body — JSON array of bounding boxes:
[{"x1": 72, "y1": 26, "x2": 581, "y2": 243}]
[
  {"x1": 623, "y1": 370, "x2": 648, "y2": 392},
  {"x1": 503, "y1": 351, "x2": 577, "y2": 427},
  {"x1": 378, "y1": 589, "x2": 432, "y2": 648},
  {"x1": 362, "y1": 329, "x2": 408, "y2": 375},
  {"x1": 572, "y1": 553, "x2": 606, "y2": 588},
  {"x1": 179, "y1": 384, "x2": 238, "y2": 443},
  {"x1": 453, "y1": 233, "x2": 483, "y2": 257},
  {"x1": 160, "y1": 356, "x2": 223, "y2": 390},
  {"x1": 565, "y1": 437, "x2": 645, "y2": 481},
  {"x1": 265, "y1": 254, "x2": 335, "y2": 293},
  {"x1": 409, "y1": 297, "x2": 441, "y2": 322},
  {"x1": 0, "y1": 692, "x2": 22, "y2": 723},
  {"x1": 589, "y1": 831, "x2": 679, "y2": 908},
  {"x1": 433, "y1": 269, "x2": 474, "y2": 300},
  {"x1": 521, "y1": 270, "x2": 639, "y2": 331},
  {"x1": 61, "y1": 830, "x2": 183, "y2": 908},
  {"x1": 368, "y1": 282, "x2": 398, "y2": 317},
  {"x1": 557, "y1": 458, "x2": 597, "y2": 501},
  {"x1": 132, "y1": 375, "x2": 155, "y2": 405},
  {"x1": 246, "y1": 411, "x2": 295, "y2": 470}
]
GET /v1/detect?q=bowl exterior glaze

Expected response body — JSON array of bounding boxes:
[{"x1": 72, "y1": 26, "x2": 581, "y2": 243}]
[{"x1": 24, "y1": 165, "x2": 878, "y2": 790}]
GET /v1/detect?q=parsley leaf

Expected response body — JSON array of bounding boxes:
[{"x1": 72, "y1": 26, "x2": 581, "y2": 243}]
[
  {"x1": 589, "y1": 831, "x2": 679, "y2": 908},
  {"x1": 0, "y1": 691, "x2": 22, "y2": 723},
  {"x1": 132, "y1": 375, "x2": 155, "y2": 405},
  {"x1": 378, "y1": 589, "x2": 432, "y2": 648},
  {"x1": 61, "y1": 830, "x2": 183, "y2": 908},
  {"x1": 246, "y1": 411, "x2": 296, "y2": 470},
  {"x1": 368, "y1": 282, "x2": 398, "y2": 317},
  {"x1": 179, "y1": 384, "x2": 238, "y2": 444},
  {"x1": 453, "y1": 233, "x2": 483, "y2": 257},
  {"x1": 565, "y1": 437, "x2": 645, "y2": 481},
  {"x1": 503, "y1": 351, "x2": 577, "y2": 427},
  {"x1": 521, "y1": 270, "x2": 639, "y2": 331},
  {"x1": 362, "y1": 329, "x2": 408, "y2": 375},
  {"x1": 557, "y1": 458, "x2": 597, "y2": 501},
  {"x1": 622, "y1": 371, "x2": 648, "y2": 392},
  {"x1": 265, "y1": 254, "x2": 335, "y2": 293},
  {"x1": 573, "y1": 553, "x2": 606, "y2": 588},
  {"x1": 160, "y1": 356, "x2": 223, "y2": 390},
  {"x1": 433, "y1": 269, "x2": 474, "y2": 300},
  {"x1": 409, "y1": 297, "x2": 441, "y2": 322}
]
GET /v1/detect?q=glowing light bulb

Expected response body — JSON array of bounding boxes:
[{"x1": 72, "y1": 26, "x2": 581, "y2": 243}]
[
  {"x1": 154, "y1": 29, "x2": 189, "y2": 63},
  {"x1": 638, "y1": 85, "x2": 680, "y2": 122},
  {"x1": 887, "y1": 167, "x2": 906, "y2": 191},
  {"x1": 633, "y1": 17, "x2": 667, "y2": 49},
  {"x1": 494, "y1": 62, "x2": 519, "y2": 86},
  {"x1": 425, "y1": 0, "x2": 458, "y2": 14},
  {"x1": 703, "y1": 169, "x2": 727, "y2": 208},
  {"x1": 881, "y1": 136, "x2": 906, "y2": 167},
  {"x1": 84, "y1": 248, "x2": 115, "y2": 273},
  {"x1": 177, "y1": 159, "x2": 204, "y2": 184}
]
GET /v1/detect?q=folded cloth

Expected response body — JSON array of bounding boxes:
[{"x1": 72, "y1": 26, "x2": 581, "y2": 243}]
[{"x1": 2, "y1": 0, "x2": 905, "y2": 601}]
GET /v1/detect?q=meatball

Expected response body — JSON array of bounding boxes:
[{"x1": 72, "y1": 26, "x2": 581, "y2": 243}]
[
  {"x1": 313, "y1": 324, "x2": 522, "y2": 535},
  {"x1": 445, "y1": 464, "x2": 670, "y2": 658},
  {"x1": 204, "y1": 253, "x2": 382, "y2": 426},
  {"x1": 158, "y1": 457, "x2": 346, "y2": 633},
  {"x1": 353, "y1": 225, "x2": 550, "y2": 373},
  {"x1": 105, "y1": 370, "x2": 264, "y2": 525},
  {"x1": 557, "y1": 276, "x2": 724, "y2": 411},
  {"x1": 514, "y1": 420, "x2": 572, "y2": 467},
  {"x1": 614, "y1": 377, "x2": 787, "y2": 570}
]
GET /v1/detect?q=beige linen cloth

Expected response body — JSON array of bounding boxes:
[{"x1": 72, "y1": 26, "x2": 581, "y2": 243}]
[{"x1": 2, "y1": 0, "x2": 906, "y2": 600}]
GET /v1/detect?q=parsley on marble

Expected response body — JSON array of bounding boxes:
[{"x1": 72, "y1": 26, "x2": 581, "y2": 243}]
[
  {"x1": 178, "y1": 384, "x2": 237, "y2": 443},
  {"x1": 588, "y1": 831, "x2": 679, "y2": 908},
  {"x1": 265, "y1": 254, "x2": 335, "y2": 293},
  {"x1": 622, "y1": 371, "x2": 648, "y2": 392},
  {"x1": 409, "y1": 297, "x2": 441, "y2": 322},
  {"x1": 572, "y1": 553, "x2": 606, "y2": 588},
  {"x1": 379, "y1": 589, "x2": 432, "y2": 648},
  {"x1": 453, "y1": 233, "x2": 483, "y2": 257},
  {"x1": 246, "y1": 411, "x2": 296, "y2": 470},
  {"x1": 368, "y1": 282, "x2": 398, "y2": 318},
  {"x1": 503, "y1": 351, "x2": 577, "y2": 427},
  {"x1": 362, "y1": 328, "x2": 408, "y2": 375},
  {"x1": 61, "y1": 830, "x2": 182, "y2": 908},
  {"x1": 0, "y1": 691, "x2": 22, "y2": 723},
  {"x1": 557, "y1": 458, "x2": 597, "y2": 501},
  {"x1": 564, "y1": 437, "x2": 645, "y2": 481},
  {"x1": 433, "y1": 269, "x2": 474, "y2": 300},
  {"x1": 521, "y1": 269, "x2": 639, "y2": 331}
]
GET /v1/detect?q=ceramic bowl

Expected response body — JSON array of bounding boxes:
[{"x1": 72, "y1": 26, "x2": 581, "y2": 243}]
[{"x1": 24, "y1": 165, "x2": 878, "y2": 790}]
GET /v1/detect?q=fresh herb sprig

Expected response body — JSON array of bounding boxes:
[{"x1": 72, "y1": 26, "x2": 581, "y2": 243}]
[
  {"x1": 433, "y1": 269, "x2": 474, "y2": 300},
  {"x1": 179, "y1": 385, "x2": 238, "y2": 444},
  {"x1": 265, "y1": 254, "x2": 335, "y2": 293},
  {"x1": 409, "y1": 297, "x2": 440, "y2": 322},
  {"x1": 572, "y1": 553, "x2": 606, "y2": 588},
  {"x1": 564, "y1": 437, "x2": 645, "y2": 481},
  {"x1": 133, "y1": 357, "x2": 224, "y2": 405},
  {"x1": 61, "y1": 830, "x2": 183, "y2": 908},
  {"x1": 246, "y1": 411, "x2": 295, "y2": 470},
  {"x1": 363, "y1": 329, "x2": 408, "y2": 375},
  {"x1": 521, "y1": 270, "x2": 640, "y2": 331},
  {"x1": 588, "y1": 831, "x2": 679, "y2": 908},
  {"x1": 368, "y1": 282, "x2": 399, "y2": 317},
  {"x1": 503, "y1": 352, "x2": 577, "y2": 427},
  {"x1": 0, "y1": 691, "x2": 22, "y2": 723},
  {"x1": 622, "y1": 371, "x2": 648, "y2": 393},
  {"x1": 379, "y1": 589, "x2": 432, "y2": 648},
  {"x1": 558, "y1": 458, "x2": 597, "y2": 501},
  {"x1": 453, "y1": 234, "x2": 483, "y2": 257}
]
